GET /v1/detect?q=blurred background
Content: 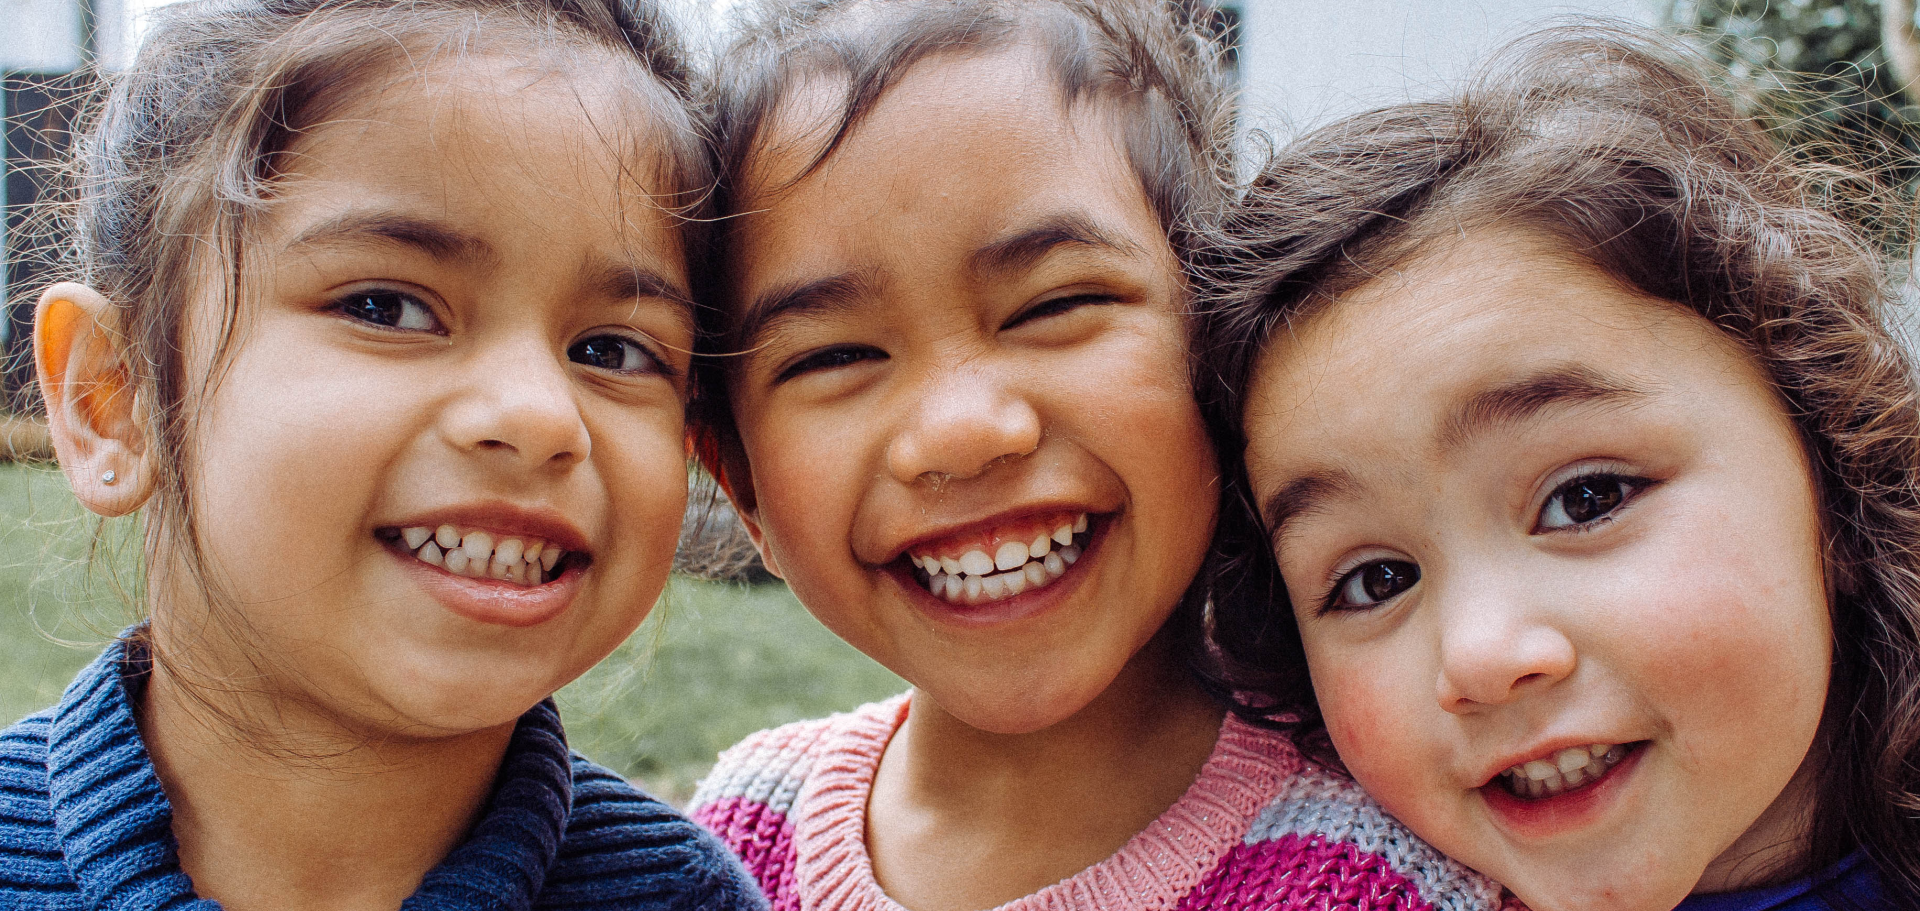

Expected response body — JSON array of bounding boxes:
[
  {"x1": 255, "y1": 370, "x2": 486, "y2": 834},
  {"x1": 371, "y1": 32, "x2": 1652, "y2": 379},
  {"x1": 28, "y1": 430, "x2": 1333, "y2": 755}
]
[{"x1": 2, "y1": 0, "x2": 1915, "y2": 802}]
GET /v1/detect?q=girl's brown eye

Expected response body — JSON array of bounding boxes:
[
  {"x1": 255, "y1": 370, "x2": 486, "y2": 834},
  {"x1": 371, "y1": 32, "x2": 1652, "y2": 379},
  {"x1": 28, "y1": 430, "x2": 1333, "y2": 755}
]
[
  {"x1": 569, "y1": 334, "x2": 668, "y2": 376},
  {"x1": 1537, "y1": 472, "x2": 1644, "y2": 532},
  {"x1": 337, "y1": 289, "x2": 439, "y2": 332},
  {"x1": 1328, "y1": 559, "x2": 1420, "y2": 612}
]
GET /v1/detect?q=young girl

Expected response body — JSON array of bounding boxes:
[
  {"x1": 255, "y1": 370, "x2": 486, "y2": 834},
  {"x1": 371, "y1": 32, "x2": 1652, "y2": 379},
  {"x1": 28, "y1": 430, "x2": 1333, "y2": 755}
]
[
  {"x1": 686, "y1": 2, "x2": 1508, "y2": 908},
  {"x1": 0, "y1": 1, "x2": 764, "y2": 907},
  {"x1": 1197, "y1": 27, "x2": 1918, "y2": 911}
]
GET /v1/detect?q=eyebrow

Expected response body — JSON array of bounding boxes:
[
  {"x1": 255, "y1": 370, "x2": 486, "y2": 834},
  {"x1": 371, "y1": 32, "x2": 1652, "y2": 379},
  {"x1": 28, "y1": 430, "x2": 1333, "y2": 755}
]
[
  {"x1": 287, "y1": 213, "x2": 498, "y2": 266},
  {"x1": 1438, "y1": 365, "x2": 1650, "y2": 452},
  {"x1": 735, "y1": 269, "x2": 880, "y2": 349},
  {"x1": 1257, "y1": 365, "x2": 1650, "y2": 541},
  {"x1": 581, "y1": 257, "x2": 697, "y2": 331},
  {"x1": 1260, "y1": 469, "x2": 1360, "y2": 543},
  {"x1": 966, "y1": 214, "x2": 1141, "y2": 280}
]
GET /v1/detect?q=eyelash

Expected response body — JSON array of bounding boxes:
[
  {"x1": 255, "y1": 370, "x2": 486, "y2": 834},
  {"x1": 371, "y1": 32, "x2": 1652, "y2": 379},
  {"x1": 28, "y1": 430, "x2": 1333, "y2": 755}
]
[
  {"x1": 1005, "y1": 292, "x2": 1118, "y2": 328},
  {"x1": 776, "y1": 345, "x2": 884, "y2": 383},
  {"x1": 768, "y1": 292, "x2": 1119, "y2": 384}
]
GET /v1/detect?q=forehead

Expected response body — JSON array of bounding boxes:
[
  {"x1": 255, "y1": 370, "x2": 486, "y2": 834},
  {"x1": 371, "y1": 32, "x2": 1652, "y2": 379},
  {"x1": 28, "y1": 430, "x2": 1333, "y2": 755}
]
[
  {"x1": 1245, "y1": 234, "x2": 1764, "y2": 465},
  {"x1": 728, "y1": 41, "x2": 1171, "y2": 302},
  {"x1": 269, "y1": 46, "x2": 685, "y2": 245}
]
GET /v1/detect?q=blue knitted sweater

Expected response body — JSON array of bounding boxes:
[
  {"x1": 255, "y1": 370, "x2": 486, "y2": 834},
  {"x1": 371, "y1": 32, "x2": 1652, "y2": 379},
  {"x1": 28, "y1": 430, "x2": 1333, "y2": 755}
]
[{"x1": 0, "y1": 636, "x2": 767, "y2": 911}]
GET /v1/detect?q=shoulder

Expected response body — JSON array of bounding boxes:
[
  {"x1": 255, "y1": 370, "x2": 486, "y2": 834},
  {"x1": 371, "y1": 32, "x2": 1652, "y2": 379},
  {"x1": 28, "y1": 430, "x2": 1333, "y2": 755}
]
[
  {"x1": 0, "y1": 708, "x2": 81, "y2": 904},
  {"x1": 1221, "y1": 724, "x2": 1506, "y2": 911},
  {"x1": 690, "y1": 695, "x2": 903, "y2": 826},
  {"x1": 538, "y1": 753, "x2": 766, "y2": 911},
  {"x1": 0, "y1": 708, "x2": 54, "y2": 775},
  {"x1": 687, "y1": 696, "x2": 906, "y2": 904}
]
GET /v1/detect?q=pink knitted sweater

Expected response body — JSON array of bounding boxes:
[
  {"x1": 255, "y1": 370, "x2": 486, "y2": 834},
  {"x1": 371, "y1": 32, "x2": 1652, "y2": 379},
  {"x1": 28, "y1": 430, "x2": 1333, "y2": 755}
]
[{"x1": 690, "y1": 695, "x2": 1511, "y2": 911}]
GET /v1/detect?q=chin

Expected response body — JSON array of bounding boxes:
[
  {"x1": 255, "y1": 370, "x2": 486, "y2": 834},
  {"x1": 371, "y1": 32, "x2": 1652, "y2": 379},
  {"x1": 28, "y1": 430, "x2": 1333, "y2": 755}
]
[
  {"x1": 367, "y1": 666, "x2": 560, "y2": 738},
  {"x1": 1502, "y1": 869, "x2": 1693, "y2": 911},
  {"x1": 928, "y1": 677, "x2": 1109, "y2": 735}
]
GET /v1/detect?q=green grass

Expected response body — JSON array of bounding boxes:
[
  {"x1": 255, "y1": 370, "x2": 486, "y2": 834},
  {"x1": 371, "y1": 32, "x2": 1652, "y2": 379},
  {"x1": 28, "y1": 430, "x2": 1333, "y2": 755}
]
[{"x1": 0, "y1": 462, "x2": 903, "y2": 805}]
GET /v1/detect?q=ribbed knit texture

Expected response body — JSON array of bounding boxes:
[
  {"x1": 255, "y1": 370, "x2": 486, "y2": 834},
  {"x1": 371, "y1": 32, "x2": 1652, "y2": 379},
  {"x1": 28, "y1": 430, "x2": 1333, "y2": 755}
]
[
  {"x1": 690, "y1": 694, "x2": 1513, "y2": 911},
  {"x1": 0, "y1": 635, "x2": 767, "y2": 911}
]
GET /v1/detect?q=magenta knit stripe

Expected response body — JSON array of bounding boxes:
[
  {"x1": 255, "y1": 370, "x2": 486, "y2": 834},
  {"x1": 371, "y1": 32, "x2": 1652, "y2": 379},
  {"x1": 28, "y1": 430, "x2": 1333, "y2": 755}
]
[
  {"x1": 693, "y1": 797, "x2": 800, "y2": 910},
  {"x1": 1175, "y1": 833, "x2": 1434, "y2": 911}
]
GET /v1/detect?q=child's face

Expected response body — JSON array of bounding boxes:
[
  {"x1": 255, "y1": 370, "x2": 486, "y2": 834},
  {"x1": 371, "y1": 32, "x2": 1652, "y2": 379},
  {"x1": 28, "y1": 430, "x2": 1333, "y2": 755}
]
[
  {"x1": 164, "y1": 50, "x2": 693, "y2": 736},
  {"x1": 723, "y1": 45, "x2": 1216, "y2": 734},
  {"x1": 1240, "y1": 232, "x2": 1831, "y2": 910}
]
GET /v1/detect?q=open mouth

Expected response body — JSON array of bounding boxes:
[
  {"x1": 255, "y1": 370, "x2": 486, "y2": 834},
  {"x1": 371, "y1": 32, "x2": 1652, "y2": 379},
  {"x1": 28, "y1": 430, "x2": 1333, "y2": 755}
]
[
  {"x1": 378, "y1": 524, "x2": 583, "y2": 587},
  {"x1": 1497, "y1": 742, "x2": 1642, "y2": 800},
  {"x1": 906, "y1": 513, "x2": 1090, "y2": 606}
]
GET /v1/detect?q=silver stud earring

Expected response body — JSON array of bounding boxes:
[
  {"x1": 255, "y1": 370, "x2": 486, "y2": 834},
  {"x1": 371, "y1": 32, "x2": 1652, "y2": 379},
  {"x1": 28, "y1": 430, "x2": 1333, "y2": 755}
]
[{"x1": 101, "y1": 469, "x2": 117, "y2": 485}]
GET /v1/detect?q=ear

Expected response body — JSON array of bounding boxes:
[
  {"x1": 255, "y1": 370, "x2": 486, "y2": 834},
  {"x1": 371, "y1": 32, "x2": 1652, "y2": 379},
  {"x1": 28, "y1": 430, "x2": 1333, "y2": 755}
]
[
  {"x1": 35, "y1": 282, "x2": 155, "y2": 517},
  {"x1": 689, "y1": 425, "x2": 782, "y2": 580}
]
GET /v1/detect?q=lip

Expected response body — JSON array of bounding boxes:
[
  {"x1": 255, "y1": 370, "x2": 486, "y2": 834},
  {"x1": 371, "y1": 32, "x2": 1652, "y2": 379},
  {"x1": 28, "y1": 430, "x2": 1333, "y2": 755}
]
[
  {"x1": 888, "y1": 513, "x2": 1105, "y2": 628},
  {"x1": 1479, "y1": 741, "x2": 1648, "y2": 839},
  {"x1": 380, "y1": 502, "x2": 593, "y2": 628}
]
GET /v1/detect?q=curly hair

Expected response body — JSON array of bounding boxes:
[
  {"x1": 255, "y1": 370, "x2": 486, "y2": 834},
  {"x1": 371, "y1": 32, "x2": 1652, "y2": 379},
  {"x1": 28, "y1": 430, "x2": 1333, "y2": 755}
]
[{"x1": 1193, "y1": 25, "x2": 1920, "y2": 900}]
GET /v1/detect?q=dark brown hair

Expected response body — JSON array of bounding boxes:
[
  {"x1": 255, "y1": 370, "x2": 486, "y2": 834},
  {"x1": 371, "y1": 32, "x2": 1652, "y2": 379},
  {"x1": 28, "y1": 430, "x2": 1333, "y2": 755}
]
[
  {"x1": 1194, "y1": 25, "x2": 1920, "y2": 901},
  {"x1": 36, "y1": 0, "x2": 709, "y2": 730},
  {"x1": 688, "y1": 0, "x2": 1236, "y2": 481}
]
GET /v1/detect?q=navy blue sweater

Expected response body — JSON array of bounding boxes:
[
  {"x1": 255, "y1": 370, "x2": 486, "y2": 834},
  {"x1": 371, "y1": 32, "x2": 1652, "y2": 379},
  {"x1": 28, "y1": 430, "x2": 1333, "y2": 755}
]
[{"x1": 0, "y1": 636, "x2": 767, "y2": 910}]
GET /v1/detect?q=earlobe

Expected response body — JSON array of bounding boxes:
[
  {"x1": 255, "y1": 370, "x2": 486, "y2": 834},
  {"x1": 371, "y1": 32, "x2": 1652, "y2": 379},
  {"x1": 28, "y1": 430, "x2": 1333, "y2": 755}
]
[{"x1": 35, "y1": 282, "x2": 154, "y2": 517}]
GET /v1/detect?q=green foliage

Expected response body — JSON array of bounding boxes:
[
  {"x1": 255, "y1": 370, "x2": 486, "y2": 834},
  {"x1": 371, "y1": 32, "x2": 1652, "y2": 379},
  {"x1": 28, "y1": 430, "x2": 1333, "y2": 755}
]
[
  {"x1": 1675, "y1": 1, "x2": 1920, "y2": 241},
  {"x1": 0, "y1": 462, "x2": 903, "y2": 806}
]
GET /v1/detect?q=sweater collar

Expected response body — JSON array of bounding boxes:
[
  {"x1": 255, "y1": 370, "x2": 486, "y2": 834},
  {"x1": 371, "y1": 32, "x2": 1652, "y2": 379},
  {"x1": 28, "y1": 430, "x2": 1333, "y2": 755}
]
[{"x1": 46, "y1": 631, "x2": 575, "y2": 911}]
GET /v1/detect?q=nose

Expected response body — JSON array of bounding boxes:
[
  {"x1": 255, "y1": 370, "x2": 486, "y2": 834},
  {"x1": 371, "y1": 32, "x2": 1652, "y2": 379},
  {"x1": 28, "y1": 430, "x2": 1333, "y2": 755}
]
[
  {"x1": 885, "y1": 361, "x2": 1041, "y2": 486},
  {"x1": 1434, "y1": 576, "x2": 1577, "y2": 713},
  {"x1": 442, "y1": 333, "x2": 590, "y2": 469}
]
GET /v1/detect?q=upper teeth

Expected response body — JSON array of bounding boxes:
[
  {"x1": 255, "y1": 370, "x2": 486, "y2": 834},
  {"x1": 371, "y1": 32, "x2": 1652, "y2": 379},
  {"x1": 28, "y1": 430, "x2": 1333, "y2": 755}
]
[
  {"x1": 396, "y1": 524, "x2": 564, "y2": 587},
  {"x1": 1500, "y1": 743, "x2": 1629, "y2": 799},
  {"x1": 910, "y1": 514, "x2": 1088, "y2": 606}
]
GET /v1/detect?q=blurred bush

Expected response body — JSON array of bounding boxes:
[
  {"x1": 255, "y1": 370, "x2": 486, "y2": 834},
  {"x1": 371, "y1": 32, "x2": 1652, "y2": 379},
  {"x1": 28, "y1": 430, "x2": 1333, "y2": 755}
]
[{"x1": 1671, "y1": 1, "x2": 1920, "y2": 247}]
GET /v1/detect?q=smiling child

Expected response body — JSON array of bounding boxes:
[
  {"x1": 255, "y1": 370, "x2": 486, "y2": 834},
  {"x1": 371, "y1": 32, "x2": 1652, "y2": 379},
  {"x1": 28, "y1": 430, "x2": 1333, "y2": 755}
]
[
  {"x1": 0, "y1": 1, "x2": 763, "y2": 908},
  {"x1": 1199, "y1": 27, "x2": 1919, "y2": 911},
  {"x1": 685, "y1": 2, "x2": 1510, "y2": 909}
]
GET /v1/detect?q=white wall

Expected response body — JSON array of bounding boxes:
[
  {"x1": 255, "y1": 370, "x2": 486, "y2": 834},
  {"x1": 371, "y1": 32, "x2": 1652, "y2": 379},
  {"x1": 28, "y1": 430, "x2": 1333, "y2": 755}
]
[
  {"x1": 1235, "y1": 0, "x2": 1667, "y2": 142},
  {"x1": 0, "y1": 0, "x2": 85, "y2": 72}
]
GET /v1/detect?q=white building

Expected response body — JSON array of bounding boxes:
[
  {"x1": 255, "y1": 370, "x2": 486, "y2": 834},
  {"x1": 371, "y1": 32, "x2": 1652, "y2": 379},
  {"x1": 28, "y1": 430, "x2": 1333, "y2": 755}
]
[{"x1": 1232, "y1": 0, "x2": 1664, "y2": 143}]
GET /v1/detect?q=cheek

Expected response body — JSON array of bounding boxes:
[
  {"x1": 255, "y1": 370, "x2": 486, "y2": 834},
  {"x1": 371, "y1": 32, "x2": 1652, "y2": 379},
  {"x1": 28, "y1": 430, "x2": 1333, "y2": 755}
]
[
  {"x1": 1306, "y1": 637, "x2": 1431, "y2": 798},
  {"x1": 602, "y1": 410, "x2": 693, "y2": 555},
  {"x1": 1603, "y1": 506, "x2": 1832, "y2": 747}
]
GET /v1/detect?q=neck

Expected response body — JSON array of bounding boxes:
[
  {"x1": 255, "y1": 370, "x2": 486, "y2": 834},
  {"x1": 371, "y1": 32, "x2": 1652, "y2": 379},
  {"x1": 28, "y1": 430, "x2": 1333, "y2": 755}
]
[
  {"x1": 869, "y1": 633, "x2": 1225, "y2": 911},
  {"x1": 137, "y1": 652, "x2": 514, "y2": 911}
]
